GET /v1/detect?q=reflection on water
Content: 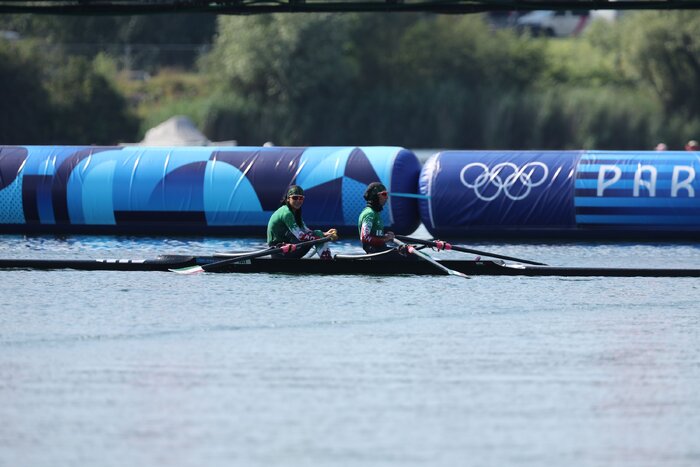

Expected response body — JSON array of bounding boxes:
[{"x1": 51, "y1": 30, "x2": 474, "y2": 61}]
[{"x1": 1, "y1": 234, "x2": 700, "y2": 467}]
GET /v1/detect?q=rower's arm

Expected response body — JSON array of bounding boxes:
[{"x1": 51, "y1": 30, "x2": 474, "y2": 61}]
[{"x1": 360, "y1": 218, "x2": 386, "y2": 247}]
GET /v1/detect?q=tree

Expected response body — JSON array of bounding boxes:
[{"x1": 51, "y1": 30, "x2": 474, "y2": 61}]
[
  {"x1": 203, "y1": 13, "x2": 361, "y2": 144},
  {"x1": 201, "y1": 13, "x2": 548, "y2": 146},
  {"x1": 46, "y1": 55, "x2": 139, "y2": 144},
  {"x1": 618, "y1": 12, "x2": 700, "y2": 118},
  {"x1": 0, "y1": 14, "x2": 216, "y2": 70},
  {"x1": 0, "y1": 43, "x2": 55, "y2": 143},
  {"x1": 0, "y1": 41, "x2": 138, "y2": 144}
]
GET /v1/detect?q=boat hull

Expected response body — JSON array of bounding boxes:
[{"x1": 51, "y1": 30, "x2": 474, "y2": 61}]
[{"x1": 1, "y1": 256, "x2": 699, "y2": 277}]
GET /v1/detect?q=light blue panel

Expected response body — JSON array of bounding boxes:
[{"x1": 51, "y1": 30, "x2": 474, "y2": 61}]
[
  {"x1": 80, "y1": 160, "x2": 117, "y2": 225},
  {"x1": 577, "y1": 165, "x2": 698, "y2": 173},
  {"x1": 65, "y1": 151, "x2": 125, "y2": 224},
  {"x1": 120, "y1": 146, "x2": 214, "y2": 165},
  {"x1": 21, "y1": 146, "x2": 88, "y2": 175},
  {"x1": 203, "y1": 159, "x2": 264, "y2": 225},
  {"x1": 584, "y1": 151, "x2": 699, "y2": 160},
  {"x1": 341, "y1": 176, "x2": 390, "y2": 230},
  {"x1": 203, "y1": 146, "x2": 260, "y2": 150},
  {"x1": 359, "y1": 147, "x2": 399, "y2": 186},
  {"x1": 574, "y1": 197, "x2": 700, "y2": 208},
  {"x1": 66, "y1": 168, "x2": 85, "y2": 224},
  {"x1": 575, "y1": 179, "x2": 698, "y2": 190},
  {"x1": 296, "y1": 147, "x2": 352, "y2": 188},
  {"x1": 0, "y1": 175, "x2": 25, "y2": 223},
  {"x1": 114, "y1": 147, "x2": 213, "y2": 210},
  {"x1": 341, "y1": 177, "x2": 368, "y2": 227}
]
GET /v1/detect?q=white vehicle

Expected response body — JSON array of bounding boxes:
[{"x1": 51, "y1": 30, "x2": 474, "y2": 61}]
[{"x1": 516, "y1": 10, "x2": 591, "y2": 37}]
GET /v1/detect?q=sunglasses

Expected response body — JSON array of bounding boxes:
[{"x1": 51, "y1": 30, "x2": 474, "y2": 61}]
[
  {"x1": 289, "y1": 195, "x2": 305, "y2": 201},
  {"x1": 378, "y1": 191, "x2": 388, "y2": 197}
]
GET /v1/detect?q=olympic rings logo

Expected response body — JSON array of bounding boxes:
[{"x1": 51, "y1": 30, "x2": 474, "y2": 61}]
[{"x1": 459, "y1": 162, "x2": 549, "y2": 201}]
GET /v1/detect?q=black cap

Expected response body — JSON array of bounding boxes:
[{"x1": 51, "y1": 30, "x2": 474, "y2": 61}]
[
  {"x1": 363, "y1": 182, "x2": 386, "y2": 201},
  {"x1": 286, "y1": 185, "x2": 305, "y2": 197}
]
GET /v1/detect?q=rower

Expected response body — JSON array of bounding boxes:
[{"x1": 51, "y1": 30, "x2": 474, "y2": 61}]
[
  {"x1": 358, "y1": 182, "x2": 396, "y2": 254},
  {"x1": 267, "y1": 185, "x2": 338, "y2": 259}
]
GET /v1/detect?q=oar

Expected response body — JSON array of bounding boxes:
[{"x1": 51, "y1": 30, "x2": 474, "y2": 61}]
[
  {"x1": 393, "y1": 238, "x2": 470, "y2": 279},
  {"x1": 395, "y1": 235, "x2": 547, "y2": 266},
  {"x1": 170, "y1": 237, "x2": 333, "y2": 275}
]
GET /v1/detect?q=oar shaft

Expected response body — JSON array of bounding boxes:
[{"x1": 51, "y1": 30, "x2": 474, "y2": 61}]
[
  {"x1": 395, "y1": 235, "x2": 547, "y2": 266},
  {"x1": 393, "y1": 239, "x2": 469, "y2": 279},
  {"x1": 203, "y1": 236, "x2": 332, "y2": 271},
  {"x1": 171, "y1": 236, "x2": 333, "y2": 274}
]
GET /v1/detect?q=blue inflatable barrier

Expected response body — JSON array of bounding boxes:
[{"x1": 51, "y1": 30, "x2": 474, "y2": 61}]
[
  {"x1": 419, "y1": 150, "x2": 700, "y2": 239},
  {"x1": 0, "y1": 146, "x2": 421, "y2": 236}
]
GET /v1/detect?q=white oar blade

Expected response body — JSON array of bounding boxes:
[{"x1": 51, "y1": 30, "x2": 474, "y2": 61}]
[
  {"x1": 449, "y1": 270, "x2": 471, "y2": 279},
  {"x1": 169, "y1": 265, "x2": 205, "y2": 275},
  {"x1": 428, "y1": 259, "x2": 470, "y2": 279},
  {"x1": 411, "y1": 246, "x2": 470, "y2": 279}
]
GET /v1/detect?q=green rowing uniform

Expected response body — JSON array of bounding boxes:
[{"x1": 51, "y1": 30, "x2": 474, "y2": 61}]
[
  {"x1": 267, "y1": 205, "x2": 323, "y2": 245},
  {"x1": 267, "y1": 204, "x2": 332, "y2": 259},
  {"x1": 358, "y1": 206, "x2": 386, "y2": 252}
]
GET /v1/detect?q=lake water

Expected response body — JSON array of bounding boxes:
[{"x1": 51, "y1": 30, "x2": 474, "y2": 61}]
[{"x1": 1, "y1": 230, "x2": 700, "y2": 467}]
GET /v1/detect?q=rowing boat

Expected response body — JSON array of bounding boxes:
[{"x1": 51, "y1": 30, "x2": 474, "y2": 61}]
[{"x1": 1, "y1": 254, "x2": 699, "y2": 277}]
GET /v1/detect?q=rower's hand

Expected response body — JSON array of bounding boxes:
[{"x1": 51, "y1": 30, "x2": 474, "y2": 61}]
[
  {"x1": 383, "y1": 231, "x2": 395, "y2": 243},
  {"x1": 324, "y1": 228, "x2": 339, "y2": 241}
]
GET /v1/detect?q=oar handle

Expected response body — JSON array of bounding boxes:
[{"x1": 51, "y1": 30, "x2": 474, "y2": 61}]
[{"x1": 395, "y1": 235, "x2": 547, "y2": 266}]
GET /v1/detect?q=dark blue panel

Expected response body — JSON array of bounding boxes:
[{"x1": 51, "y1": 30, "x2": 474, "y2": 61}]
[
  {"x1": 0, "y1": 147, "x2": 27, "y2": 190},
  {"x1": 302, "y1": 177, "x2": 344, "y2": 226},
  {"x1": 212, "y1": 148, "x2": 305, "y2": 211},
  {"x1": 148, "y1": 161, "x2": 207, "y2": 211},
  {"x1": 22, "y1": 175, "x2": 55, "y2": 224},
  {"x1": 344, "y1": 148, "x2": 381, "y2": 185},
  {"x1": 21, "y1": 175, "x2": 42, "y2": 224},
  {"x1": 423, "y1": 151, "x2": 580, "y2": 234},
  {"x1": 115, "y1": 210, "x2": 207, "y2": 225}
]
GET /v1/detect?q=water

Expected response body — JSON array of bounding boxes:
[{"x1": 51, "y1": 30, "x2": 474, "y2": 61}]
[{"x1": 1, "y1": 232, "x2": 700, "y2": 467}]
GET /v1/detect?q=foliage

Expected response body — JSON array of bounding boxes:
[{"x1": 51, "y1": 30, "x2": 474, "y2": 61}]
[
  {"x1": 616, "y1": 11, "x2": 700, "y2": 119},
  {"x1": 201, "y1": 13, "x2": 548, "y2": 146},
  {"x1": 0, "y1": 40, "x2": 138, "y2": 144},
  {"x1": 395, "y1": 15, "x2": 545, "y2": 90},
  {"x1": 45, "y1": 55, "x2": 139, "y2": 144},
  {"x1": 0, "y1": 14, "x2": 216, "y2": 70},
  {"x1": 4, "y1": 11, "x2": 700, "y2": 148},
  {"x1": 540, "y1": 34, "x2": 629, "y2": 87},
  {"x1": 0, "y1": 42, "x2": 54, "y2": 143}
]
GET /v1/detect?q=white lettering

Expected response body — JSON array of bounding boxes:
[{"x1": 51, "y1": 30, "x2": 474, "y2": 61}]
[
  {"x1": 671, "y1": 166, "x2": 696, "y2": 197},
  {"x1": 597, "y1": 165, "x2": 622, "y2": 196},
  {"x1": 633, "y1": 165, "x2": 657, "y2": 197}
]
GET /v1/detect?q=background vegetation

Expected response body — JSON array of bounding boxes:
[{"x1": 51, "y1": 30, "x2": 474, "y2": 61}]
[{"x1": 1, "y1": 11, "x2": 699, "y2": 149}]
